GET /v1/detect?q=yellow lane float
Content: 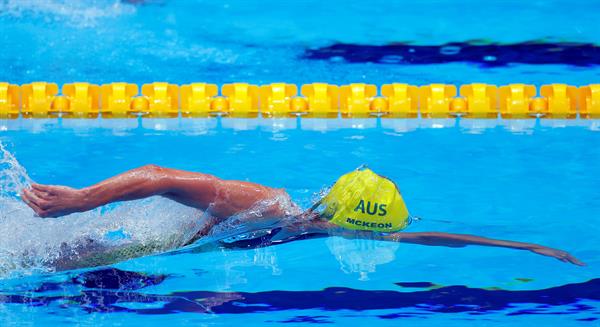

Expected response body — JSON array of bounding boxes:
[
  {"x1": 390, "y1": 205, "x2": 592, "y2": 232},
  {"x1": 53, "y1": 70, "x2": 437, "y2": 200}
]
[
  {"x1": 339, "y1": 83, "x2": 377, "y2": 118},
  {"x1": 579, "y1": 84, "x2": 600, "y2": 119},
  {"x1": 301, "y1": 83, "x2": 339, "y2": 118},
  {"x1": 259, "y1": 83, "x2": 298, "y2": 118},
  {"x1": 380, "y1": 83, "x2": 418, "y2": 118},
  {"x1": 62, "y1": 82, "x2": 100, "y2": 118},
  {"x1": 100, "y1": 82, "x2": 138, "y2": 118},
  {"x1": 180, "y1": 83, "x2": 218, "y2": 118},
  {"x1": 419, "y1": 84, "x2": 456, "y2": 118},
  {"x1": 141, "y1": 82, "x2": 179, "y2": 118},
  {"x1": 222, "y1": 83, "x2": 259, "y2": 118},
  {"x1": 499, "y1": 84, "x2": 536, "y2": 118},
  {"x1": 21, "y1": 82, "x2": 58, "y2": 118},
  {"x1": 0, "y1": 82, "x2": 597, "y2": 119},
  {"x1": 0, "y1": 82, "x2": 20, "y2": 118},
  {"x1": 459, "y1": 83, "x2": 498, "y2": 118}
]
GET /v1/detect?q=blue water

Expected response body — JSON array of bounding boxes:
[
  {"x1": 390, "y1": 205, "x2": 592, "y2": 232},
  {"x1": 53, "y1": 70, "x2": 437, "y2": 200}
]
[
  {"x1": 2, "y1": 0, "x2": 600, "y2": 85},
  {"x1": 1, "y1": 0, "x2": 600, "y2": 326}
]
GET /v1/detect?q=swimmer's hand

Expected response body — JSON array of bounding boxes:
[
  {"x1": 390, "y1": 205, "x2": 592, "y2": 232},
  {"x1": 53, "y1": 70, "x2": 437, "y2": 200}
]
[
  {"x1": 528, "y1": 245, "x2": 586, "y2": 266},
  {"x1": 22, "y1": 184, "x2": 87, "y2": 218}
]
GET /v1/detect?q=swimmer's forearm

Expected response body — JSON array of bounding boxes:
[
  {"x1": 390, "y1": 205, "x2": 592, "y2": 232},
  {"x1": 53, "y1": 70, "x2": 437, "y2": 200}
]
[
  {"x1": 79, "y1": 165, "x2": 218, "y2": 211},
  {"x1": 387, "y1": 232, "x2": 538, "y2": 250},
  {"x1": 385, "y1": 232, "x2": 584, "y2": 266}
]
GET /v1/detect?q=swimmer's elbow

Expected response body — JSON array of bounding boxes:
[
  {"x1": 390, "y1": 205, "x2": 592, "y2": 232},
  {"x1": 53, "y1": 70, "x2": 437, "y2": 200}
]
[
  {"x1": 136, "y1": 164, "x2": 177, "y2": 192},
  {"x1": 139, "y1": 164, "x2": 165, "y2": 175}
]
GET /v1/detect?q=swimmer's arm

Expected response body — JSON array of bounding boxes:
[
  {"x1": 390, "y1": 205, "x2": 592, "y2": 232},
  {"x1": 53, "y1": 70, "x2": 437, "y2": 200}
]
[
  {"x1": 22, "y1": 165, "x2": 283, "y2": 218},
  {"x1": 302, "y1": 220, "x2": 584, "y2": 266},
  {"x1": 382, "y1": 232, "x2": 585, "y2": 266}
]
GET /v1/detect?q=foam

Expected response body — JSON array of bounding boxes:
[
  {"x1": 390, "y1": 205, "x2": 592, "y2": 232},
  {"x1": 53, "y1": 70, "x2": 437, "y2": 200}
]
[{"x1": 0, "y1": 142, "x2": 205, "y2": 278}]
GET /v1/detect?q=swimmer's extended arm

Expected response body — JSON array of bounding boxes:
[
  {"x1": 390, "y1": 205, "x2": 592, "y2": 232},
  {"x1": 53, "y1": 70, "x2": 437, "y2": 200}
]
[
  {"x1": 383, "y1": 231, "x2": 585, "y2": 266},
  {"x1": 22, "y1": 165, "x2": 285, "y2": 219},
  {"x1": 301, "y1": 220, "x2": 584, "y2": 266}
]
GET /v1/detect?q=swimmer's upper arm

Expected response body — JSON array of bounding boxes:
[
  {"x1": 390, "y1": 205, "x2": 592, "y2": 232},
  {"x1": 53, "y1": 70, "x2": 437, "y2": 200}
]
[{"x1": 159, "y1": 167, "x2": 285, "y2": 219}]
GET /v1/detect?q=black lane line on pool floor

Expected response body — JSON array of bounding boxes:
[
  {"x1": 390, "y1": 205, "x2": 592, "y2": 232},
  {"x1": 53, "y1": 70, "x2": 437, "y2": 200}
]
[
  {"x1": 303, "y1": 42, "x2": 600, "y2": 67},
  {"x1": 1, "y1": 268, "x2": 598, "y2": 320}
]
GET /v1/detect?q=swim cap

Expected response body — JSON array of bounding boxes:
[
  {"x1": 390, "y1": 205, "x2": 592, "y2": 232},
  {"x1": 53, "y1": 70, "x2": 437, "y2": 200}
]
[{"x1": 319, "y1": 167, "x2": 410, "y2": 232}]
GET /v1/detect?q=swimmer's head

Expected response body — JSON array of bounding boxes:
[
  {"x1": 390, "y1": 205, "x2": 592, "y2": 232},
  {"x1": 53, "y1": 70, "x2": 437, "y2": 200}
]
[{"x1": 315, "y1": 166, "x2": 410, "y2": 232}]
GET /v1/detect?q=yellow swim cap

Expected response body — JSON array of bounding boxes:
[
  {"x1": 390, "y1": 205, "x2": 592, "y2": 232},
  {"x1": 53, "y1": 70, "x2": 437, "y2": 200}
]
[{"x1": 319, "y1": 167, "x2": 410, "y2": 232}]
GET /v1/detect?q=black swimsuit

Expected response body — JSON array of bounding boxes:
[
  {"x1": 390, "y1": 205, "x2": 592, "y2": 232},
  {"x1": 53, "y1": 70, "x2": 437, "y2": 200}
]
[{"x1": 218, "y1": 227, "x2": 327, "y2": 249}]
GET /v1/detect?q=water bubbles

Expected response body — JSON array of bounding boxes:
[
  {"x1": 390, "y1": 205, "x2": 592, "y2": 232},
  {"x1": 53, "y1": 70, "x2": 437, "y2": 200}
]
[
  {"x1": 0, "y1": 142, "x2": 206, "y2": 278},
  {"x1": 326, "y1": 236, "x2": 399, "y2": 281}
]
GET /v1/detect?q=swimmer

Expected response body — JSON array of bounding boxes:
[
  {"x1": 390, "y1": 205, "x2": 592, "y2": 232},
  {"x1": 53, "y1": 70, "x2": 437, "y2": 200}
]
[{"x1": 21, "y1": 165, "x2": 584, "y2": 266}]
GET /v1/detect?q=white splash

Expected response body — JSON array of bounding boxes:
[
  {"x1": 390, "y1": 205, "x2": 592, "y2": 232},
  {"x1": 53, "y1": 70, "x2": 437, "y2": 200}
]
[
  {"x1": 0, "y1": 142, "x2": 310, "y2": 279},
  {"x1": 0, "y1": 142, "x2": 205, "y2": 278},
  {"x1": 208, "y1": 190, "x2": 303, "y2": 242}
]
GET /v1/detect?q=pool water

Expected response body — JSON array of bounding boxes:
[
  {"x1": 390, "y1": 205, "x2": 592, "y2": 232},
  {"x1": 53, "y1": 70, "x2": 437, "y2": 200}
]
[{"x1": 1, "y1": 0, "x2": 600, "y2": 326}]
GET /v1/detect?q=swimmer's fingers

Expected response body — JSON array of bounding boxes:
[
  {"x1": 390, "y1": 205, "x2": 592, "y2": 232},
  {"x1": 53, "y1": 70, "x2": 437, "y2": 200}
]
[
  {"x1": 561, "y1": 253, "x2": 586, "y2": 266},
  {"x1": 531, "y1": 246, "x2": 586, "y2": 266},
  {"x1": 31, "y1": 183, "x2": 58, "y2": 196},
  {"x1": 553, "y1": 251, "x2": 585, "y2": 266},
  {"x1": 30, "y1": 186, "x2": 54, "y2": 200},
  {"x1": 30, "y1": 183, "x2": 49, "y2": 192},
  {"x1": 22, "y1": 189, "x2": 49, "y2": 217},
  {"x1": 23, "y1": 185, "x2": 82, "y2": 218},
  {"x1": 32, "y1": 184, "x2": 78, "y2": 199},
  {"x1": 22, "y1": 188, "x2": 43, "y2": 206}
]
